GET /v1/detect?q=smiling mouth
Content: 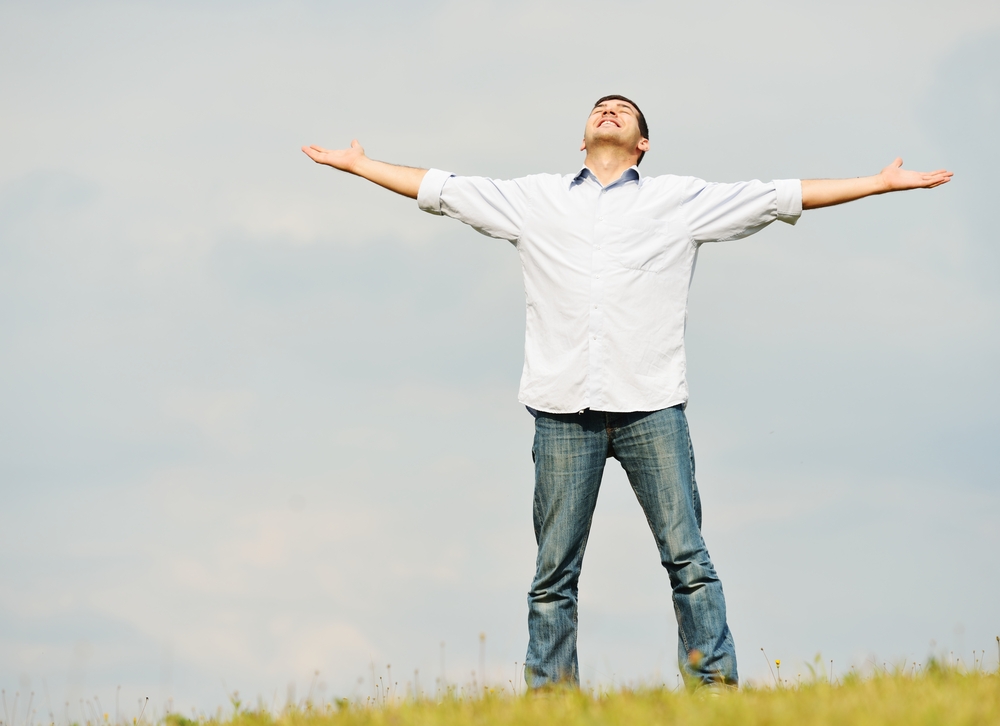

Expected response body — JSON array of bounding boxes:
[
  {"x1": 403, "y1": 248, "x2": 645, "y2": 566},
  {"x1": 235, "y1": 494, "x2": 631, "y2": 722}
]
[{"x1": 599, "y1": 119, "x2": 620, "y2": 128}]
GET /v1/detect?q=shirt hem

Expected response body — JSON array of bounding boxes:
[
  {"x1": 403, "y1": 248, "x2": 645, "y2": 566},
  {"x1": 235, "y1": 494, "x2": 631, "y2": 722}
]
[{"x1": 519, "y1": 395, "x2": 689, "y2": 415}]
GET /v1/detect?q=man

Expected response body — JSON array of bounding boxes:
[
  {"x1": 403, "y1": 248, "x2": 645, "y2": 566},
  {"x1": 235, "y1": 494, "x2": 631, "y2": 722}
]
[{"x1": 302, "y1": 95, "x2": 952, "y2": 689}]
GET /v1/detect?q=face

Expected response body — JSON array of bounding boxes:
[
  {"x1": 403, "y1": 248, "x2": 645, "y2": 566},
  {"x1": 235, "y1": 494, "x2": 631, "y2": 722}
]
[{"x1": 581, "y1": 100, "x2": 649, "y2": 156}]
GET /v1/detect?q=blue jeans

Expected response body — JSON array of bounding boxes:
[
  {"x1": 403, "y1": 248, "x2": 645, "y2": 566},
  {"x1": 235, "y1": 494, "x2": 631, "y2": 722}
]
[{"x1": 524, "y1": 406, "x2": 737, "y2": 688}]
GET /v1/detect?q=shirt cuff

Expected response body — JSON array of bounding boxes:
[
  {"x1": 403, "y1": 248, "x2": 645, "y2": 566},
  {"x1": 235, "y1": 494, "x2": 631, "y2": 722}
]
[
  {"x1": 774, "y1": 179, "x2": 802, "y2": 225},
  {"x1": 417, "y1": 168, "x2": 455, "y2": 215}
]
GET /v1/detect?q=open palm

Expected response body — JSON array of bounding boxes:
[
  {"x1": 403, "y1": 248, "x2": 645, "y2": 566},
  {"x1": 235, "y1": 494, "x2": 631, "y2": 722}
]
[
  {"x1": 880, "y1": 157, "x2": 952, "y2": 191},
  {"x1": 301, "y1": 139, "x2": 367, "y2": 172}
]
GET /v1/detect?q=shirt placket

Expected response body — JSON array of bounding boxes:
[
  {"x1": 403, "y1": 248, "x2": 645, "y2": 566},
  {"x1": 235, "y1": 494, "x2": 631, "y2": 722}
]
[{"x1": 587, "y1": 180, "x2": 608, "y2": 411}]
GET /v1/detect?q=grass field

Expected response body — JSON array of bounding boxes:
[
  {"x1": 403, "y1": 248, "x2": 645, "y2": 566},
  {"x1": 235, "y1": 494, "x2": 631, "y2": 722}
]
[{"x1": 174, "y1": 664, "x2": 1000, "y2": 726}]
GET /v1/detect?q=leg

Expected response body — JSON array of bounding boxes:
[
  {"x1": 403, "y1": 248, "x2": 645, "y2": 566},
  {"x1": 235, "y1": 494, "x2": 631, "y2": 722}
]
[
  {"x1": 610, "y1": 407, "x2": 738, "y2": 686},
  {"x1": 525, "y1": 410, "x2": 609, "y2": 688}
]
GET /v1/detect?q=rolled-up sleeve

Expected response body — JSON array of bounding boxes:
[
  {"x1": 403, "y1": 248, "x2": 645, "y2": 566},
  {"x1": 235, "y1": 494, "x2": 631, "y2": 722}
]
[
  {"x1": 683, "y1": 177, "x2": 803, "y2": 245},
  {"x1": 417, "y1": 171, "x2": 530, "y2": 243},
  {"x1": 774, "y1": 179, "x2": 803, "y2": 225},
  {"x1": 417, "y1": 168, "x2": 455, "y2": 216}
]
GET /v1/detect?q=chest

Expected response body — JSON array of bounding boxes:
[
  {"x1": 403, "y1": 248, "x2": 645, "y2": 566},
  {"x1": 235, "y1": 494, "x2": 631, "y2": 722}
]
[{"x1": 520, "y1": 184, "x2": 692, "y2": 275}]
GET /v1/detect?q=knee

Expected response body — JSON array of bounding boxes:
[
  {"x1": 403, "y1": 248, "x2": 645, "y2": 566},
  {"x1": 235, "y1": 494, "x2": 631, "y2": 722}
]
[
  {"x1": 666, "y1": 554, "x2": 719, "y2": 594},
  {"x1": 530, "y1": 563, "x2": 580, "y2": 602}
]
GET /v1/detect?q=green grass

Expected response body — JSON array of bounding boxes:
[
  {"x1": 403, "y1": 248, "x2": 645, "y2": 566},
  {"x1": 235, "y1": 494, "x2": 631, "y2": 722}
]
[{"x1": 184, "y1": 668, "x2": 1000, "y2": 726}]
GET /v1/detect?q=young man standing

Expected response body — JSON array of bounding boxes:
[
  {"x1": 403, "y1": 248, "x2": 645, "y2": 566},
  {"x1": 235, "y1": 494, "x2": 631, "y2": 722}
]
[{"x1": 302, "y1": 95, "x2": 951, "y2": 688}]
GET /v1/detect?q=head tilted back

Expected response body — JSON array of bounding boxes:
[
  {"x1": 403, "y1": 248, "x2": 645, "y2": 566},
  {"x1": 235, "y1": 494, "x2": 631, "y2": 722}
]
[{"x1": 592, "y1": 94, "x2": 649, "y2": 165}]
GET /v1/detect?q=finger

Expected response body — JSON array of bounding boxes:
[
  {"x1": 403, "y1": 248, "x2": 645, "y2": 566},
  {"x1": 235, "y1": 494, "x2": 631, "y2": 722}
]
[
  {"x1": 301, "y1": 146, "x2": 329, "y2": 163},
  {"x1": 924, "y1": 174, "x2": 952, "y2": 188},
  {"x1": 351, "y1": 139, "x2": 361, "y2": 148},
  {"x1": 893, "y1": 157, "x2": 903, "y2": 168}
]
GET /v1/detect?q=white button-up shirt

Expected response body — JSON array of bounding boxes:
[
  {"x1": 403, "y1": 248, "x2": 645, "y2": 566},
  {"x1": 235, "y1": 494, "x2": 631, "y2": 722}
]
[{"x1": 418, "y1": 165, "x2": 802, "y2": 414}]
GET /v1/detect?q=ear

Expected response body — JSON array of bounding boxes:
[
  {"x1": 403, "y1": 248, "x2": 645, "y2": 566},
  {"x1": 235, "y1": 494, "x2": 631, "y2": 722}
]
[
  {"x1": 637, "y1": 137, "x2": 650, "y2": 153},
  {"x1": 580, "y1": 138, "x2": 587, "y2": 152}
]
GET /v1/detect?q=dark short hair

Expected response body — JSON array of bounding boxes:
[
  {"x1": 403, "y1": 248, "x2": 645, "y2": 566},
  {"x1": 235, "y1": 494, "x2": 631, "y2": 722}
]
[{"x1": 593, "y1": 94, "x2": 649, "y2": 165}]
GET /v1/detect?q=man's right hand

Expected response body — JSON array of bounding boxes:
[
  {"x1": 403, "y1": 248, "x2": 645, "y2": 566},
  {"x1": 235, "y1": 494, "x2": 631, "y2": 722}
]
[
  {"x1": 301, "y1": 139, "x2": 428, "y2": 199},
  {"x1": 301, "y1": 139, "x2": 367, "y2": 173}
]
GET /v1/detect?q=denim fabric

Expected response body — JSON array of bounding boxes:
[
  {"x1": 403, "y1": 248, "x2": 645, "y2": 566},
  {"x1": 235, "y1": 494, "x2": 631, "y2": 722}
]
[{"x1": 524, "y1": 406, "x2": 737, "y2": 688}]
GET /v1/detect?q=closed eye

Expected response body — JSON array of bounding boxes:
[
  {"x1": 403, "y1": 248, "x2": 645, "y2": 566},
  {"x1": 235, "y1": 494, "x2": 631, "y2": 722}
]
[{"x1": 592, "y1": 104, "x2": 635, "y2": 116}]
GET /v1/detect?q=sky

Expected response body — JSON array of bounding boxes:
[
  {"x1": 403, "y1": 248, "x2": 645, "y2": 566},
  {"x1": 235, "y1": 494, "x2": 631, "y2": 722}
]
[{"x1": 2, "y1": 0, "x2": 999, "y2": 718}]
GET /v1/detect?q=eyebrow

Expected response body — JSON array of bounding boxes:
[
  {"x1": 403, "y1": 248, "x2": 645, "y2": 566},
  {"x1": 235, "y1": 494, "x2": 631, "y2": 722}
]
[{"x1": 592, "y1": 103, "x2": 636, "y2": 113}]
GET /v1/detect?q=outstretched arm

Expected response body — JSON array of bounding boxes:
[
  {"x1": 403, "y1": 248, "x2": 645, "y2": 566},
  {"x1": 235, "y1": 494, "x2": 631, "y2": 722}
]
[
  {"x1": 801, "y1": 158, "x2": 952, "y2": 210},
  {"x1": 302, "y1": 140, "x2": 427, "y2": 199}
]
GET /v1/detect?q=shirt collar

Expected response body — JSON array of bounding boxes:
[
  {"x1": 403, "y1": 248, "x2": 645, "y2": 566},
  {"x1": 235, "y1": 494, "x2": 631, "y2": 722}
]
[{"x1": 570, "y1": 164, "x2": 642, "y2": 189}]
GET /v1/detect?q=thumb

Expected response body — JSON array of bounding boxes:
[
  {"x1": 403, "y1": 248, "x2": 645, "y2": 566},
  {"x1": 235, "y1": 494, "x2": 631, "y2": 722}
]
[
  {"x1": 892, "y1": 157, "x2": 903, "y2": 169},
  {"x1": 351, "y1": 139, "x2": 361, "y2": 149}
]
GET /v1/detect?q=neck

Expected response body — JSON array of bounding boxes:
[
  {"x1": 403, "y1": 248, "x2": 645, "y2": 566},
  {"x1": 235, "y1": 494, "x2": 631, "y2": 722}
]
[{"x1": 583, "y1": 146, "x2": 638, "y2": 186}]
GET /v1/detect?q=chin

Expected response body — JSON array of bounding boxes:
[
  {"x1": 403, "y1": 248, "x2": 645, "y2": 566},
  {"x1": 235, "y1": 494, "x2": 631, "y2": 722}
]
[{"x1": 591, "y1": 130, "x2": 625, "y2": 142}]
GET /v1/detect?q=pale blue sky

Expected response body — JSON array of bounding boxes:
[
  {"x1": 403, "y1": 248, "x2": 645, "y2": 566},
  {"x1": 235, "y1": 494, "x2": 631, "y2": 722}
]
[{"x1": 2, "y1": 0, "x2": 999, "y2": 717}]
